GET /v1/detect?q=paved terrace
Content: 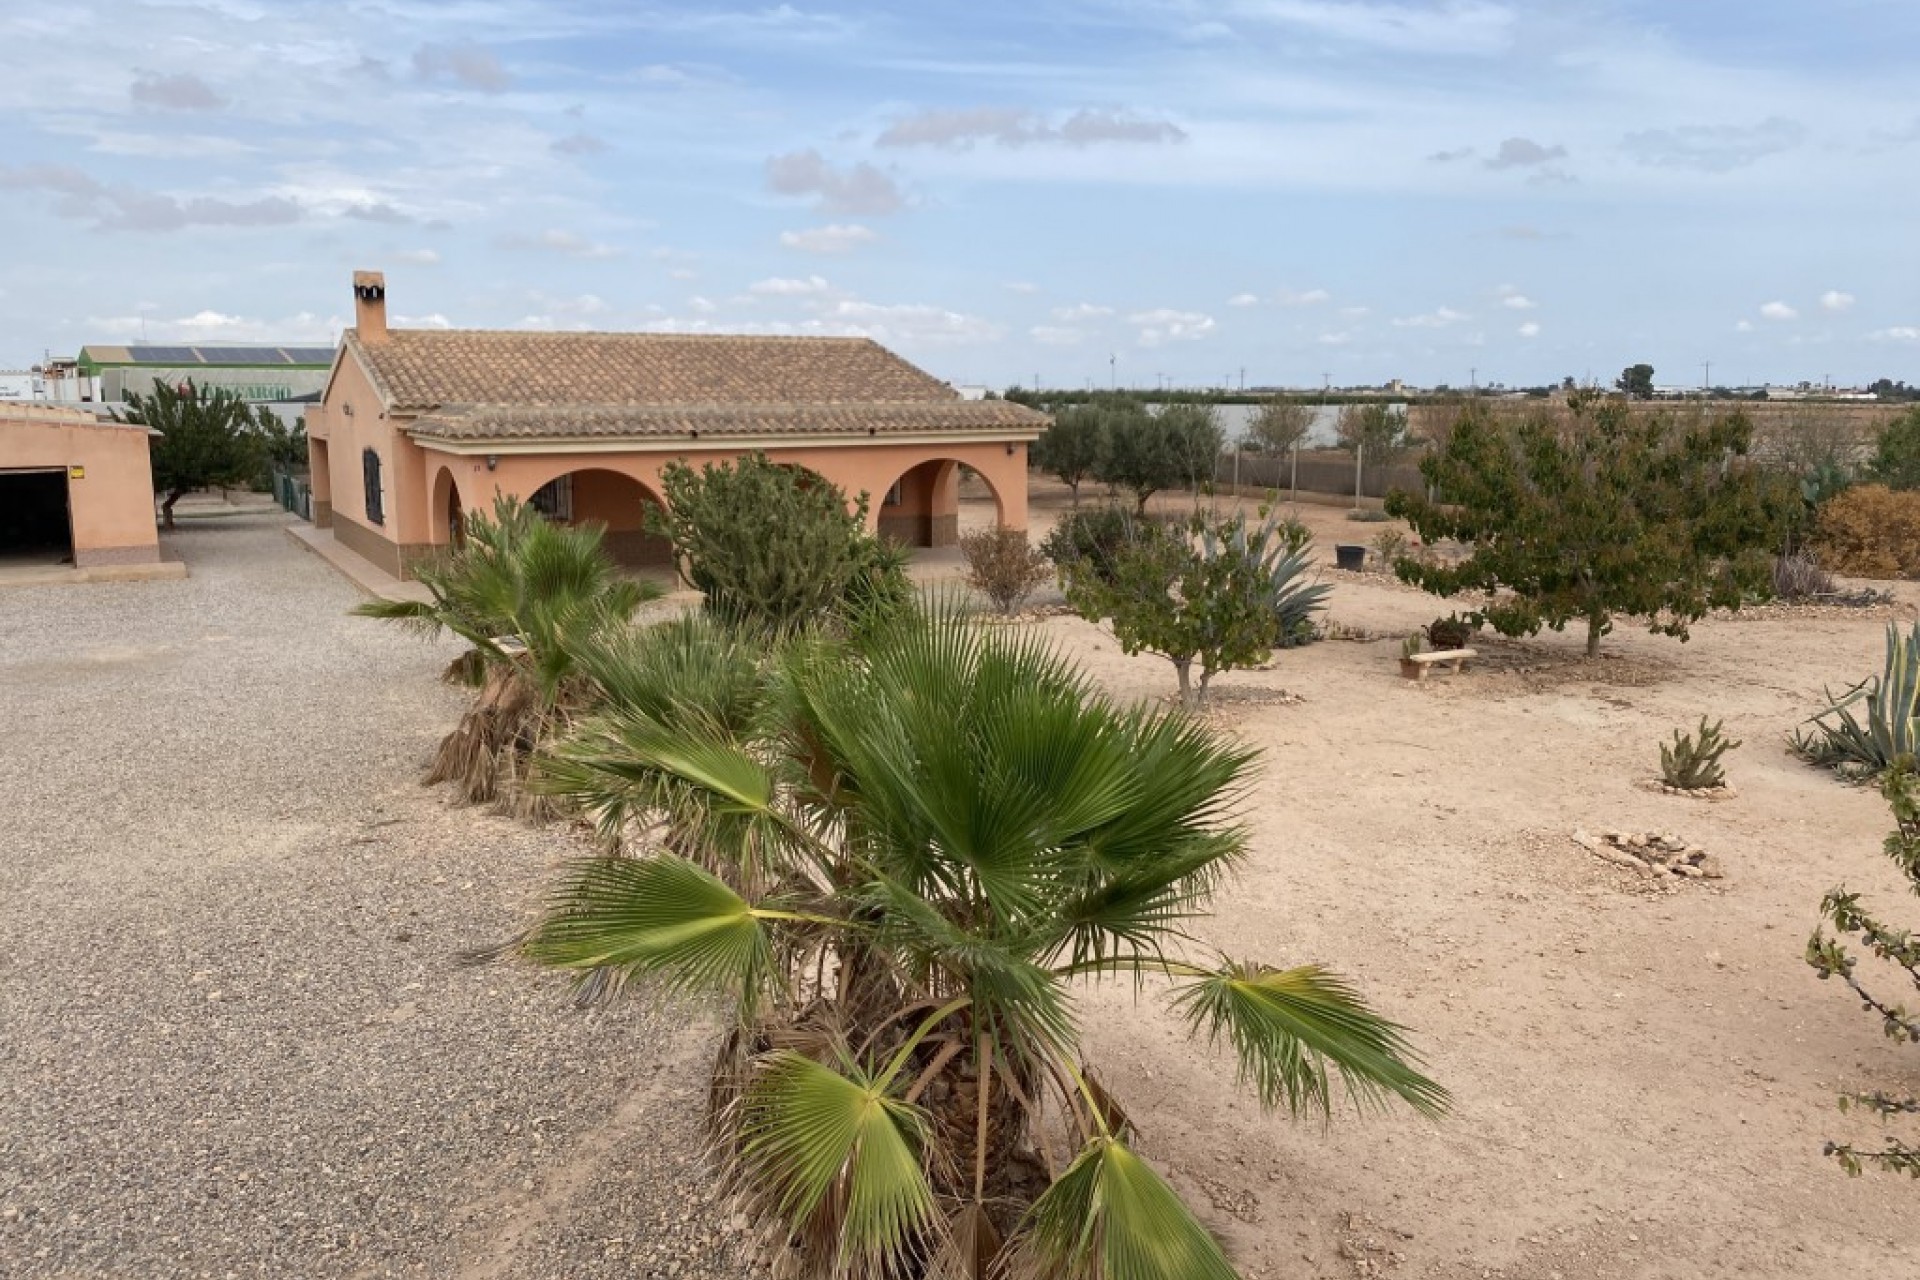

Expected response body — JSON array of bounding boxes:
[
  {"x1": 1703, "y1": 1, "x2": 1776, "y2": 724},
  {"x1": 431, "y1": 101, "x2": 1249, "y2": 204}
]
[{"x1": 0, "y1": 513, "x2": 747, "y2": 1279}]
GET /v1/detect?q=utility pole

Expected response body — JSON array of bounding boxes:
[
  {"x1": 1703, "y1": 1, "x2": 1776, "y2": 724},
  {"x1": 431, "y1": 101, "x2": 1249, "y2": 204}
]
[
  {"x1": 1469, "y1": 366, "x2": 1477, "y2": 394},
  {"x1": 1239, "y1": 367, "x2": 1246, "y2": 392},
  {"x1": 1109, "y1": 353, "x2": 1116, "y2": 390},
  {"x1": 1702, "y1": 360, "x2": 1711, "y2": 395}
]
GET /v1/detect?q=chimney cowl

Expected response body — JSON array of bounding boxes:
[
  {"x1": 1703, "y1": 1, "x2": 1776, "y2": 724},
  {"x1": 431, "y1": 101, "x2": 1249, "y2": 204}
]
[{"x1": 352, "y1": 269, "x2": 389, "y2": 344}]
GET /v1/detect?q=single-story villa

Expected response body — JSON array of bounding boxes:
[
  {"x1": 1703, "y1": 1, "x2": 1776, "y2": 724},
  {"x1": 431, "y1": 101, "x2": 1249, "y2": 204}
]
[
  {"x1": 305, "y1": 270, "x2": 1048, "y2": 579},
  {"x1": 0, "y1": 403, "x2": 164, "y2": 570}
]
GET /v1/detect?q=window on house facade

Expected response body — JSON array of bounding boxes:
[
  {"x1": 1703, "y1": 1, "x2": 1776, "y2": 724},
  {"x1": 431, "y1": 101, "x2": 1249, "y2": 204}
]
[
  {"x1": 529, "y1": 475, "x2": 574, "y2": 521},
  {"x1": 884, "y1": 481, "x2": 902, "y2": 507},
  {"x1": 362, "y1": 448, "x2": 384, "y2": 525}
]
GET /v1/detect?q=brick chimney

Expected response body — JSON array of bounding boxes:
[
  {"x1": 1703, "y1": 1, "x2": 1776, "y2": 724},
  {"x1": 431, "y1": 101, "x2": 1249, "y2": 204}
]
[{"x1": 352, "y1": 270, "x2": 388, "y2": 344}]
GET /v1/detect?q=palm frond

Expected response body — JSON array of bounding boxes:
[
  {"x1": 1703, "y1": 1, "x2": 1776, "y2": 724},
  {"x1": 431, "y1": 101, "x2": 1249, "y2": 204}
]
[
  {"x1": 1010, "y1": 1135, "x2": 1237, "y2": 1280},
  {"x1": 1171, "y1": 961, "x2": 1449, "y2": 1120},
  {"x1": 518, "y1": 855, "x2": 775, "y2": 1005},
  {"x1": 737, "y1": 1049, "x2": 940, "y2": 1275}
]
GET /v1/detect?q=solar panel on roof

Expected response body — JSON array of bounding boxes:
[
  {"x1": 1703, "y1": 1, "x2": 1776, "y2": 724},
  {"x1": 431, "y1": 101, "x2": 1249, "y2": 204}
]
[
  {"x1": 208, "y1": 346, "x2": 281, "y2": 364},
  {"x1": 131, "y1": 346, "x2": 201, "y2": 363},
  {"x1": 284, "y1": 347, "x2": 336, "y2": 364}
]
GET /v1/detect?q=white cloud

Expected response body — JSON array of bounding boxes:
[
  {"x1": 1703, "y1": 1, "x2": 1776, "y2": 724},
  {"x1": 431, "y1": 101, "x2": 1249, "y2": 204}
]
[
  {"x1": 1392, "y1": 306, "x2": 1469, "y2": 328},
  {"x1": 875, "y1": 107, "x2": 1186, "y2": 149},
  {"x1": 821, "y1": 299, "x2": 1002, "y2": 345},
  {"x1": 1735, "y1": 320, "x2": 1755, "y2": 332},
  {"x1": 1234, "y1": 0, "x2": 1518, "y2": 56},
  {"x1": 766, "y1": 149, "x2": 905, "y2": 216},
  {"x1": 1053, "y1": 303, "x2": 1112, "y2": 321},
  {"x1": 1130, "y1": 308, "x2": 1215, "y2": 345},
  {"x1": 1517, "y1": 321, "x2": 1541, "y2": 338},
  {"x1": 779, "y1": 223, "x2": 879, "y2": 254},
  {"x1": 412, "y1": 41, "x2": 512, "y2": 93},
  {"x1": 1276, "y1": 287, "x2": 1331, "y2": 306},
  {"x1": 1317, "y1": 331, "x2": 1352, "y2": 346},
  {"x1": 748, "y1": 274, "x2": 832, "y2": 296},
  {"x1": 1227, "y1": 292, "x2": 1261, "y2": 307},
  {"x1": 1622, "y1": 117, "x2": 1805, "y2": 173},
  {"x1": 1759, "y1": 300, "x2": 1798, "y2": 321},
  {"x1": 1496, "y1": 285, "x2": 1535, "y2": 310},
  {"x1": 688, "y1": 295, "x2": 718, "y2": 314},
  {"x1": 1004, "y1": 281, "x2": 1039, "y2": 294},
  {"x1": 1485, "y1": 137, "x2": 1567, "y2": 170},
  {"x1": 1821, "y1": 290, "x2": 1856, "y2": 312},
  {"x1": 130, "y1": 71, "x2": 225, "y2": 111},
  {"x1": 1871, "y1": 327, "x2": 1920, "y2": 343},
  {"x1": 1030, "y1": 325, "x2": 1084, "y2": 346},
  {"x1": 495, "y1": 228, "x2": 620, "y2": 259},
  {"x1": 393, "y1": 248, "x2": 439, "y2": 265}
]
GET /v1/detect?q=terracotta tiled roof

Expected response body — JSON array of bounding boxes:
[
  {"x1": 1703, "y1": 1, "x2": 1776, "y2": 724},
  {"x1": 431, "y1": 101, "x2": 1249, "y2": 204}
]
[
  {"x1": 406, "y1": 400, "x2": 1046, "y2": 442},
  {"x1": 349, "y1": 330, "x2": 987, "y2": 412}
]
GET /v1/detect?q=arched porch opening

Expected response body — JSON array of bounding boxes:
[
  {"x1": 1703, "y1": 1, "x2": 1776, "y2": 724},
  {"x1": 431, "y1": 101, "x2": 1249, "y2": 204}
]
[
  {"x1": 430, "y1": 465, "x2": 466, "y2": 549},
  {"x1": 874, "y1": 458, "x2": 1006, "y2": 548},
  {"x1": 526, "y1": 466, "x2": 672, "y2": 569}
]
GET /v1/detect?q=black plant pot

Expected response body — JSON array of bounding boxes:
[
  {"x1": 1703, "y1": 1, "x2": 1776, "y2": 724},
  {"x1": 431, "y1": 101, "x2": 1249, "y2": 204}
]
[{"x1": 1334, "y1": 544, "x2": 1366, "y2": 571}]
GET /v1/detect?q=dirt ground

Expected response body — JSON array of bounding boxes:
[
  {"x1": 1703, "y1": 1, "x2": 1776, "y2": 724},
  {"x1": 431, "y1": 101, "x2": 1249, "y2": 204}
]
[{"x1": 1006, "y1": 478, "x2": 1920, "y2": 1278}]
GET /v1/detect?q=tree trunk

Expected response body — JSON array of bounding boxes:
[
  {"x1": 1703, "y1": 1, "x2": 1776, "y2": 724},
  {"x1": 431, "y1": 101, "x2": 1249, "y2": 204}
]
[
  {"x1": 1196, "y1": 665, "x2": 1214, "y2": 709},
  {"x1": 1173, "y1": 657, "x2": 1194, "y2": 707},
  {"x1": 1585, "y1": 614, "x2": 1605, "y2": 658},
  {"x1": 161, "y1": 490, "x2": 184, "y2": 530}
]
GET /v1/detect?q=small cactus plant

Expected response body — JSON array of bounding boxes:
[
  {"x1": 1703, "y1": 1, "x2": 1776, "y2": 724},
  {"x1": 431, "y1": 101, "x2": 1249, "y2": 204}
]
[{"x1": 1660, "y1": 717, "x2": 1740, "y2": 791}]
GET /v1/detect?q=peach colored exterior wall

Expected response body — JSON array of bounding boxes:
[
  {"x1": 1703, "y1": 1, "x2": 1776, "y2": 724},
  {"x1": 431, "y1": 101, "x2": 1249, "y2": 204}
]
[
  {"x1": 420, "y1": 441, "x2": 1025, "y2": 552},
  {"x1": 307, "y1": 350, "x2": 440, "y2": 575},
  {"x1": 0, "y1": 412, "x2": 160, "y2": 565},
  {"x1": 311, "y1": 339, "x2": 1034, "y2": 578}
]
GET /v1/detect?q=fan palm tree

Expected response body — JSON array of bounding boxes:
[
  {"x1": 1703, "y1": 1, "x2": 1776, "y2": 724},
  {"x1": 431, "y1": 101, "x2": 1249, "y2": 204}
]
[
  {"x1": 354, "y1": 495, "x2": 660, "y2": 815},
  {"x1": 511, "y1": 600, "x2": 1445, "y2": 1277}
]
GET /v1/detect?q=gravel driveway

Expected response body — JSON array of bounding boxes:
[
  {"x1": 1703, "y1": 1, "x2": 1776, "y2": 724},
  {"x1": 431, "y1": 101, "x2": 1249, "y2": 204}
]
[{"x1": 0, "y1": 515, "x2": 748, "y2": 1279}]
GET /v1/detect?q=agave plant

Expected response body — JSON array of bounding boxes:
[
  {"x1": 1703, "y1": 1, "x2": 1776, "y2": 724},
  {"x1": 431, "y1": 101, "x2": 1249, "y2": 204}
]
[
  {"x1": 354, "y1": 495, "x2": 659, "y2": 814},
  {"x1": 512, "y1": 600, "x2": 1444, "y2": 1277},
  {"x1": 1792, "y1": 622, "x2": 1920, "y2": 780}
]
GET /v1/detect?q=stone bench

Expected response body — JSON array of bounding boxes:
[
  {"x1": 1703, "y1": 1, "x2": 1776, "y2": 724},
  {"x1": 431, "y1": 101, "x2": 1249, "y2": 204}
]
[{"x1": 1400, "y1": 647, "x2": 1476, "y2": 680}]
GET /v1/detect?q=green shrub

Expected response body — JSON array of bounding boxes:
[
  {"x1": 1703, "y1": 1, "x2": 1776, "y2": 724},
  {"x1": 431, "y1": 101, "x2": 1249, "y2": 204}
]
[
  {"x1": 959, "y1": 526, "x2": 1050, "y2": 615},
  {"x1": 1425, "y1": 615, "x2": 1476, "y2": 651},
  {"x1": 652, "y1": 452, "x2": 905, "y2": 631},
  {"x1": 1792, "y1": 623, "x2": 1920, "y2": 779},
  {"x1": 1058, "y1": 508, "x2": 1329, "y2": 706},
  {"x1": 1815, "y1": 485, "x2": 1920, "y2": 579},
  {"x1": 1660, "y1": 718, "x2": 1740, "y2": 790},
  {"x1": 1806, "y1": 756, "x2": 1920, "y2": 1176},
  {"x1": 1039, "y1": 504, "x2": 1138, "y2": 588}
]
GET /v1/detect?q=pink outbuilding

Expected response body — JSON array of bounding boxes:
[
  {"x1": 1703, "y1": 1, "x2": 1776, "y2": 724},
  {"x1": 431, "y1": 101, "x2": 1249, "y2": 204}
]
[
  {"x1": 0, "y1": 403, "x2": 165, "y2": 572},
  {"x1": 304, "y1": 270, "x2": 1047, "y2": 579}
]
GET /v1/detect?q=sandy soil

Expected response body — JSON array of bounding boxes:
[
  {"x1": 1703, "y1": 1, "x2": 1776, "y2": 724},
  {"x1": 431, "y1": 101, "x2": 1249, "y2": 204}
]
[{"x1": 1007, "y1": 479, "x2": 1920, "y2": 1278}]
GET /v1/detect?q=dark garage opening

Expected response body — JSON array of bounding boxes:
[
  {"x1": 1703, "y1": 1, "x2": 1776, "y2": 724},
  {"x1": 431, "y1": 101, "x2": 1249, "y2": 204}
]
[{"x1": 0, "y1": 470, "x2": 73, "y2": 565}]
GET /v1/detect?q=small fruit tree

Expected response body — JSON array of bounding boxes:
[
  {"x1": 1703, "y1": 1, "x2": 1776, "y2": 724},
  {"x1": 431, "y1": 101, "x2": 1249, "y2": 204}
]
[
  {"x1": 1055, "y1": 507, "x2": 1328, "y2": 708},
  {"x1": 1385, "y1": 394, "x2": 1794, "y2": 657}
]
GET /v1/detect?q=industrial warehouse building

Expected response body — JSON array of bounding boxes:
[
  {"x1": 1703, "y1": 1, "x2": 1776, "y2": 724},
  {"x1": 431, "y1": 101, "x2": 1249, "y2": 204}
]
[
  {"x1": 305, "y1": 270, "x2": 1048, "y2": 579},
  {"x1": 40, "y1": 343, "x2": 335, "y2": 425},
  {"x1": 0, "y1": 404, "x2": 166, "y2": 573}
]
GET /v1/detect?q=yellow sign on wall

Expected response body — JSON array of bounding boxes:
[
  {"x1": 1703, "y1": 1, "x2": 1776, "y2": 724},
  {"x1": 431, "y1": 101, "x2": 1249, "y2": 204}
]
[{"x1": 68, "y1": 465, "x2": 85, "y2": 480}]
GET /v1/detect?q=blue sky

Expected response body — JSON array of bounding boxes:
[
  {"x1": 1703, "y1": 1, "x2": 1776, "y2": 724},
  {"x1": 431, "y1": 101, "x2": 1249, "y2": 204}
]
[{"x1": 3, "y1": 0, "x2": 1916, "y2": 390}]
